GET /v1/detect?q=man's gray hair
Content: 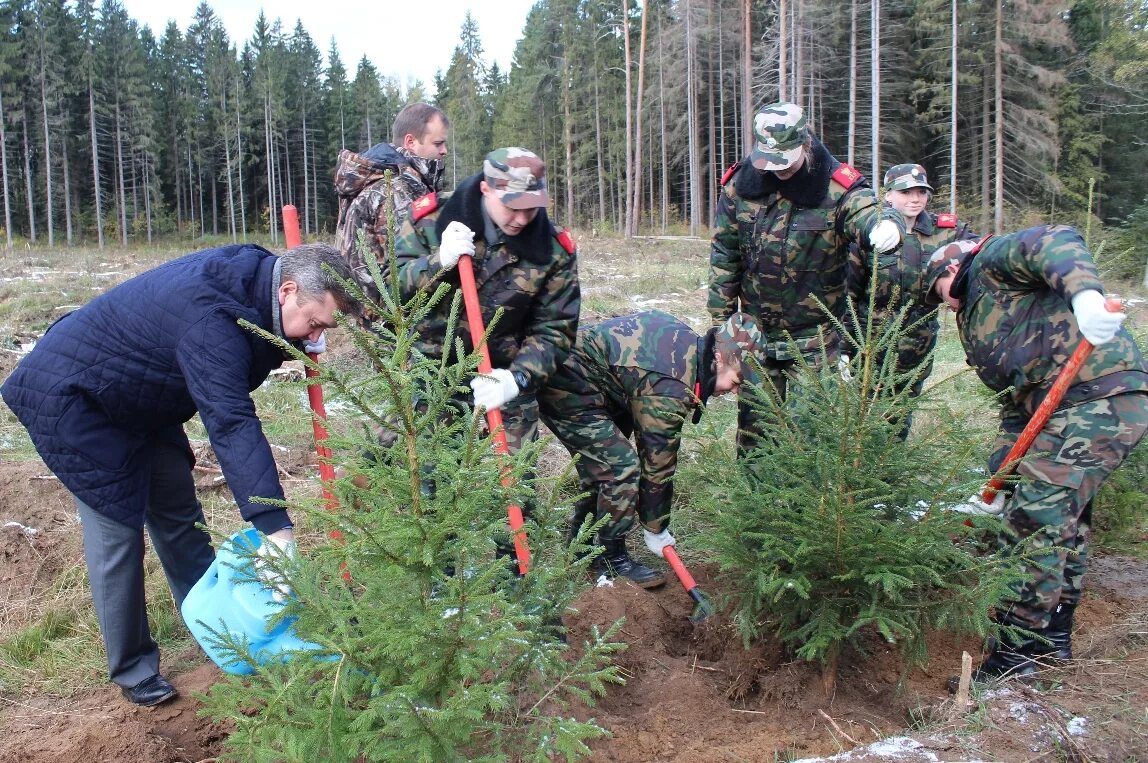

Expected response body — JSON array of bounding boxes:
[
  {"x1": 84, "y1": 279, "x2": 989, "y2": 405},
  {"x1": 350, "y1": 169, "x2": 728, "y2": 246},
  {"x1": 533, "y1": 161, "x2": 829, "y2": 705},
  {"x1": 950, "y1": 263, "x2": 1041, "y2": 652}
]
[
  {"x1": 279, "y1": 243, "x2": 362, "y2": 317},
  {"x1": 391, "y1": 103, "x2": 448, "y2": 144}
]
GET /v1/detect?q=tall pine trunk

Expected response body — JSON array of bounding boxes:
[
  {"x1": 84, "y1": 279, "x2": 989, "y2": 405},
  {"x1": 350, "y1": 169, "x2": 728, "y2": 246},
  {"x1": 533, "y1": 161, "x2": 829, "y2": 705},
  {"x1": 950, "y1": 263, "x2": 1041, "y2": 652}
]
[
  {"x1": 993, "y1": 0, "x2": 1004, "y2": 233},
  {"x1": 779, "y1": 0, "x2": 788, "y2": 100},
  {"x1": 39, "y1": 41, "x2": 54, "y2": 247},
  {"x1": 1, "y1": 88, "x2": 12, "y2": 248},
  {"x1": 742, "y1": 0, "x2": 752, "y2": 154},
  {"x1": 686, "y1": 0, "x2": 700, "y2": 234},
  {"x1": 22, "y1": 115, "x2": 35, "y2": 242},
  {"x1": 848, "y1": 0, "x2": 857, "y2": 165},
  {"x1": 870, "y1": 0, "x2": 881, "y2": 180},
  {"x1": 114, "y1": 99, "x2": 127, "y2": 246},
  {"x1": 631, "y1": 2, "x2": 648, "y2": 235},
  {"x1": 622, "y1": 0, "x2": 634, "y2": 237},
  {"x1": 88, "y1": 86, "x2": 104, "y2": 248},
  {"x1": 950, "y1": 0, "x2": 958, "y2": 212}
]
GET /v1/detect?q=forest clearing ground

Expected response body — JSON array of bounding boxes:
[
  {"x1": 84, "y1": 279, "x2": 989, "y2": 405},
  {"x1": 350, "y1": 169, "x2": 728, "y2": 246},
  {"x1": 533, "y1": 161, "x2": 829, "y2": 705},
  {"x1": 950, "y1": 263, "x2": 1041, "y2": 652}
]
[{"x1": 0, "y1": 235, "x2": 1146, "y2": 762}]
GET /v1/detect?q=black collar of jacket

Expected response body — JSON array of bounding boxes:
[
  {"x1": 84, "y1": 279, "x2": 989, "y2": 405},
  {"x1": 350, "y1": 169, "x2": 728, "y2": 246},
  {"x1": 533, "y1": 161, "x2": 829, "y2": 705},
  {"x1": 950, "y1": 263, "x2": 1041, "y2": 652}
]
[
  {"x1": 733, "y1": 137, "x2": 835, "y2": 207},
  {"x1": 693, "y1": 330, "x2": 717, "y2": 424},
  {"x1": 435, "y1": 173, "x2": 553, "y2": 265}
]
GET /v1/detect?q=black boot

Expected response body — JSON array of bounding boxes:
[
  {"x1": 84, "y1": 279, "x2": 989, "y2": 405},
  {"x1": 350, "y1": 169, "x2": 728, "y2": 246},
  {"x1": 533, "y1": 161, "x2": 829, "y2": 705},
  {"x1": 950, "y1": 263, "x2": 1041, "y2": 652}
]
[
  {"x1": 594, "y1": 536, "x2": 665, "y2": 589},
  {"x1": 1041, "y1": 601, "x2": 1075, "y2": 661},
  {"x1": 949, "y1": 628, "x2": 1047, "y2": 693}
]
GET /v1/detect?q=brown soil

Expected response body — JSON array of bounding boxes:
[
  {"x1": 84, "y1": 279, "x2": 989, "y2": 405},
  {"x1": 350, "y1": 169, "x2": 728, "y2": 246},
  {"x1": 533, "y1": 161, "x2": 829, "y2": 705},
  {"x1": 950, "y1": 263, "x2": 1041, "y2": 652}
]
[
  {"x1": 2, "y1": 495, "x2": 1145, "y2": 763},
  {"x1": 2, "y1": 243, "x2": 1146, "y2": 761}
]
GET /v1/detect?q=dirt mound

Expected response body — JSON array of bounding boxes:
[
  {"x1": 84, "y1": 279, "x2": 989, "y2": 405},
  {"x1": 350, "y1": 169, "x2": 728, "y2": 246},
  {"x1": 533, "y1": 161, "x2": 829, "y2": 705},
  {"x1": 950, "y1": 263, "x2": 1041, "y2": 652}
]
[
  {"x1": 0, "y1": 662, "x2": 227, "y2": 763},
  {"x1": 562, "y1": 569, "x2": 959, "y2": 762}
]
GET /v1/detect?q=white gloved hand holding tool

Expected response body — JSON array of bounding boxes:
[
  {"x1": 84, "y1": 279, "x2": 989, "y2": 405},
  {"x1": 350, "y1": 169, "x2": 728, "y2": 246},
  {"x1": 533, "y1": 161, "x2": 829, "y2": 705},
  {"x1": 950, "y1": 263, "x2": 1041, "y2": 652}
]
[
  {"x1": 643, "y1": 528, "x2": 677, "y2": 558},
  {"x1": 470, "y1": 368, "x2": 520, "y2": 412},
  {"x1": 868, "y1": 219, "x2": 901, "y2": 253},
  {"x1": 1071, "y1": 289, "x2": 1125, "y2": 346},
  {"x1": 437, "y1": 220, "x2": 476, "y2": 271},
  {"x1": 302, "y1": 332, "x2": 327, "y2": 355},
  {"x1": 255, "y1": 528, "x2": 297, "y2": 603},
  {"x1": 951, "y1": 491, "x2": 1007, "y2": 516}
]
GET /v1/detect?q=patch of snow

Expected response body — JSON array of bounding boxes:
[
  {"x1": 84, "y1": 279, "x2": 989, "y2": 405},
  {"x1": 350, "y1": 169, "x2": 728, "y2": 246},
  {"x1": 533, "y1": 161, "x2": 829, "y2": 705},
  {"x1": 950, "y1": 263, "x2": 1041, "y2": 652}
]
[
  {"x1": 1066, "y1": 716, "x2": 1087, "y2": 736},
  {"x1": 631, "y1": 296, "x2": 671, "y2": 307},
  {"x1": 791, "y1": 736, "x2": 940, "y2": 762},
  {"x1": 2, "y1": 521, "x2": 39, "y2": 537},
  {"x1": 594, "y1": 575, "x2": 615, "y2": 588}
]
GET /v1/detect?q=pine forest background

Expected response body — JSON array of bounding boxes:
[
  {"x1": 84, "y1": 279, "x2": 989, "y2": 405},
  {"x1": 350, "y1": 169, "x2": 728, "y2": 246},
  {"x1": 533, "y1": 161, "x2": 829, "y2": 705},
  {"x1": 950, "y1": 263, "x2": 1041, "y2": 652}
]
[{"x1": 1, "y1": 0, "x2": 1147, "y2": 266}]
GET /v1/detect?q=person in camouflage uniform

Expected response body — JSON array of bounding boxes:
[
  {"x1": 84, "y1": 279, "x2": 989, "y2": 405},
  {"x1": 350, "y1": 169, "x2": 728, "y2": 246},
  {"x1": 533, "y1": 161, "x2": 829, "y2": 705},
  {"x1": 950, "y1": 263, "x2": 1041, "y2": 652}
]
[
  {"x1": 923, "y1": 225, "x2": 1148, "y2": 684},
  {"x1": 393, "y1": 147, "x2": 579, "y2": 455},
  {"x1": 333, "y1": 103, "x2": 449, "y2": 307},
  {"x1": 847, "y1": 163, "x2": 978, "y2": 439},
  {"x1": 539, "y1": 310, "x2": 764, "y2": 587},
  {"x1": 709, "y1": 101, "x2": 904, "y2": 452}
]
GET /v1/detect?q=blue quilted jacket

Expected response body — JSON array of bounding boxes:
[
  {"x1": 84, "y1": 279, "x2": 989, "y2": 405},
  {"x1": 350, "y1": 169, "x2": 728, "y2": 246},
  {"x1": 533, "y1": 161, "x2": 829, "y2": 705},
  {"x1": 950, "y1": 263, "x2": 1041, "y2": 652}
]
[{"x1": 1, "y1": 244, "x2": 296, "y2": 533}]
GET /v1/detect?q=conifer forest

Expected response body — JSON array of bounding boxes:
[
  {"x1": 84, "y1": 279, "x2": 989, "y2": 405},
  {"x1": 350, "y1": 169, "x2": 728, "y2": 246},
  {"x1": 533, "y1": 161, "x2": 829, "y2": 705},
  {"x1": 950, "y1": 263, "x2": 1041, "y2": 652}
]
[{"x1": 1, "y1": 0, "x2": 1147, "y2": 261}]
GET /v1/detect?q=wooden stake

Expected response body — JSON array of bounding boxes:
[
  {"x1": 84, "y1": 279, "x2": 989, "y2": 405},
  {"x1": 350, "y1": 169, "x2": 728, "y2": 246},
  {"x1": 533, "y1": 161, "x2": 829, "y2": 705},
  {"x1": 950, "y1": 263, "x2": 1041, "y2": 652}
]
[{"x1": 955, "y1": 651, "x2": 973, "y2": 709}]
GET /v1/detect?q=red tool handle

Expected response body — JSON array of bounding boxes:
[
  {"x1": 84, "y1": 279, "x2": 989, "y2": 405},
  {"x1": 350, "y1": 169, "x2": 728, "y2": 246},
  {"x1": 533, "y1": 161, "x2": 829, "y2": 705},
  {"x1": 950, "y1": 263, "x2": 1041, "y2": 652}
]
[
  {"x1": 663, "y1": 545, "x2": 699, "y2": 595},
  {"x1": 457, "y1": 255, "x2": 531, "y2": 574},
  {"x1": 282, "y1": 206, "x2": 343, "y2": 526},
  {"x1": 981, "y1": 297, "x2": 1123, "y2": 502}
]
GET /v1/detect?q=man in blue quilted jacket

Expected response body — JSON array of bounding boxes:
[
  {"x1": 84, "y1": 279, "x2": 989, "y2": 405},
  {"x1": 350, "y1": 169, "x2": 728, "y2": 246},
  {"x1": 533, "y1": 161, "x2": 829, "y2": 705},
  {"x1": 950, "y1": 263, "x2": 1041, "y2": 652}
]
[{"x1": 1, "y1": 242, "x2": 360, "y2": 706}]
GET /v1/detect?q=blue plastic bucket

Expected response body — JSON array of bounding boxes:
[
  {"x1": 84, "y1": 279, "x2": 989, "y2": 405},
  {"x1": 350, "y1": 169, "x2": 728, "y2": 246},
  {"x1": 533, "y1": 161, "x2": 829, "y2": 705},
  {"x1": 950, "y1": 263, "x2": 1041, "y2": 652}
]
[{"x1": 181, "y1": 528, "x2": 328, "y2": 675}]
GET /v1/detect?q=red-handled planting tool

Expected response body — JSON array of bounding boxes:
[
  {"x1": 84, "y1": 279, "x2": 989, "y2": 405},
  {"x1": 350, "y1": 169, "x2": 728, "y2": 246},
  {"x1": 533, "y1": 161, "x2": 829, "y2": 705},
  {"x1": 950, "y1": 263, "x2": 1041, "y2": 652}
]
[
  {"x1": 663, "y1": 545, "x2": 715, "y2": 623},
  {"x1": 980, "y1": 296, "x2": 1123, "y2": 504},
  {"x1": 456, "y1": 254, "x2": 532, "y2": 575}
]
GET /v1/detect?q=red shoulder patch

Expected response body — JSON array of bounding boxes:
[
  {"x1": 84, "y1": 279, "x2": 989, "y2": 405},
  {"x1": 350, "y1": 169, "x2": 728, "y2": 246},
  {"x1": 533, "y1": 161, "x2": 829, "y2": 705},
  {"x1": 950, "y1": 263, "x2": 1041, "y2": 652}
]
[
  {"x1": 554, "y1": 228, "x2": 576, "y2": 254},
  {"x1": 720, "y1": 161, "x2": 741, "y2": 186},
  {"x1": 410, "y1": 192, "x2": 438, "y2": 222},
  {"x1": 831, "y1": 163, "x2": 863, "y2": 189},
  {"x1": 936, "y1": 213, "x2": 957, "y2": 228}
]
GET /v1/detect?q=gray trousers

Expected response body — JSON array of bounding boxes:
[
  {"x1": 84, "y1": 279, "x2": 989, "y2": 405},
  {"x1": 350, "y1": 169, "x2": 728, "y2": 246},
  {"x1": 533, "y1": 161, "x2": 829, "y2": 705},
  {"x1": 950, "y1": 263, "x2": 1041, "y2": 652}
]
[{"x1": 76, "y1": 440, "x2": 215, "y2": 688}]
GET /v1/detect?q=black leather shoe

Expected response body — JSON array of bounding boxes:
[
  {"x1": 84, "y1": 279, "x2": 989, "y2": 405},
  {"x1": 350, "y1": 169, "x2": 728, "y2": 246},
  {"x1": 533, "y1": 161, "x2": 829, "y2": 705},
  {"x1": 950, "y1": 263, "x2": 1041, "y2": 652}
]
[{"x1": 122, "y1": 674, "x2": 178, "y2": 707}]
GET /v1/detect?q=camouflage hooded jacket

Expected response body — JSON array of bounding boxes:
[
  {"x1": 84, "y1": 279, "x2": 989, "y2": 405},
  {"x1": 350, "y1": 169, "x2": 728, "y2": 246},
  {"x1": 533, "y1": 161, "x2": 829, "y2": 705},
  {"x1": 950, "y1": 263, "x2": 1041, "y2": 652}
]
[
  {"x1": 393, "y1": 173, "x2": 580, "y2": 392},
  {"x1": 849, "y1": 209, "x2": 978, "y2": 323},
  {"x1": 954, "y1": 224, "x2": 1148, "y2": 419},
  {"x1": 333, "y1": 143, "x2": 444, "y2": 304},
  {"x1": 541, "y1": 310, "x2": 706, "y2": 521},
  {"x1": 708, "y1": 138, "x2": 898, "y2": 347}
]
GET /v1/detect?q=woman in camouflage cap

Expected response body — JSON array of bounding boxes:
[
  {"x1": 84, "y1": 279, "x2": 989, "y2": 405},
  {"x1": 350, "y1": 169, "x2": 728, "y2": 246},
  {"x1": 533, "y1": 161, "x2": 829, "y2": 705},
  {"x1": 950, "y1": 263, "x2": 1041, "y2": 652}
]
[
  {"x1": 539, "y1": 311, "x2": 763, "y2": 588},
  {"x1": 846, "y1": 163, "x2": 978, "y2": 439}
]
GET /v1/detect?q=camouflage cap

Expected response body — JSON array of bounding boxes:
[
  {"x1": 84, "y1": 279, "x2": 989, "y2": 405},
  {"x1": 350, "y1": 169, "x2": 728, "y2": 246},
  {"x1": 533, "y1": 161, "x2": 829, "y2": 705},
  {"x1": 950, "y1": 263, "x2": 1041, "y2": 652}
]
[
  {"x1": 923, "y1": 239, "x2": 979, "y2": 305},
  {"x1": 483, "y1": 147, "x2": 550, "y2": 210},
  {"x1": 883, "y1": 163, "x2": 934, "y2": 192},
  {"x1": 714, "y1": 311, "x2": 765, "y2": 366},
  {"x1": 749, "y1": 102, "x2": 807, "y2": 172}
]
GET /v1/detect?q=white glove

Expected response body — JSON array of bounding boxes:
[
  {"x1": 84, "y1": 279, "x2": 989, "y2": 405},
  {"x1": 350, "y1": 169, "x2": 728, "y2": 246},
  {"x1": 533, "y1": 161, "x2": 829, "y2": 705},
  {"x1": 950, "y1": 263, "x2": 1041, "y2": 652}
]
[
  {"x1": 437, "y1": 220, "x2": 475, "y2": 271},
  {"x1": 951, "y1": 492, "x2": 1007, "y2": 516},
  {"x1": 1071, "y1": 289, "x2": 1125, "y2": 346},
  {"x1": 302, "y1": 332, "x2": 327, "y2": 354},
  {"x1": 837, "y1": 354, "x2": 854, "y2": 382},
  {"x1": 642, "y1": 528, "x2": 677, "y2": 558},
  {"x1": 868, "y1": 219, "x2": 901, "y2": 253},
  {"x1": 255, "y1": 528, "x2": 296, "y2": 603},
  {"x1": 469, "y1": 368, "x2": 520, "y2": 412}
]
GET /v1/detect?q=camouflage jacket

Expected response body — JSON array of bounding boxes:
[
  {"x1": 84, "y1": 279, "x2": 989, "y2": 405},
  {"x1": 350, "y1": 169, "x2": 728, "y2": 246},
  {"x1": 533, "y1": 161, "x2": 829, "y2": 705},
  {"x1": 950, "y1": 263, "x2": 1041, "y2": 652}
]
[
  {"x1": 849, "y1": 209, "x2": 977, "y2": 322},
  {"x1": 393, "y1": 173, "x2": 580, "y2": 391},
  {"x1": 708, "y1": 138, "x2": 900, "y2": 353},
  {"x1": 955, "y1": 225, "x2": 1148, "y2": 419},
  {"x1": 333, "y1": 143, "x2": 445, "y2": 304},
  {"x1": 550, "y1": 310, "x2": 705, "y2": 520}
]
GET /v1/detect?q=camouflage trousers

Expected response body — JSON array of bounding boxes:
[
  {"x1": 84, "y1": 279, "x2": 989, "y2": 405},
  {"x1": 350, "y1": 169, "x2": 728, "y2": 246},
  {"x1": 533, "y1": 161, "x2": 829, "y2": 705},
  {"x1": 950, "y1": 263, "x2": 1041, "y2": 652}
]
[
  {"x1": 737, "y1": 329, "x2": 841, "y2": 454},
  {"x1": 992, "y1": 392, "x2": 1148, "y2": 630},
  {"x1": 539, "y1": 373, "x2": 673, "y2": 542}
]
